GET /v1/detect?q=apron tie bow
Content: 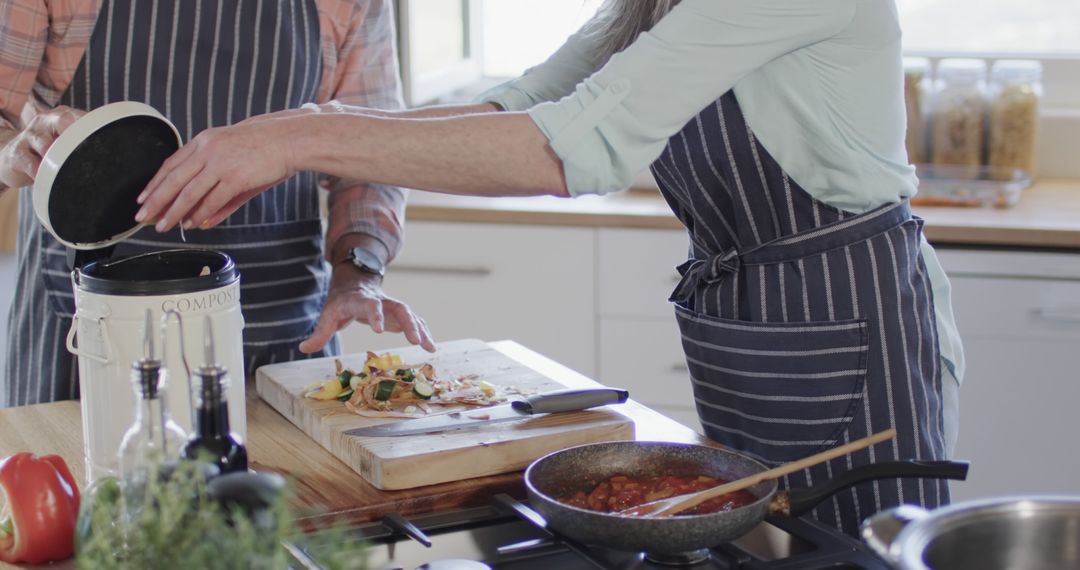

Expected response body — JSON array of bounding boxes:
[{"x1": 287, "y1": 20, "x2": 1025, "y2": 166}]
[{"x1": 669, "y1": 249, "x2": 740, "y2": 305}]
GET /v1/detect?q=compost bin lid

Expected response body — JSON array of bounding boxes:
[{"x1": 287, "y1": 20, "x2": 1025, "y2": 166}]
[{"x1": 31, "y1": 101, "x2": 182, "y2": 251}]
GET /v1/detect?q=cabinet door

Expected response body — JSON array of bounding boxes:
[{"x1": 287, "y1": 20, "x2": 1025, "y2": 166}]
[
  {"x1": 598, "y1": 316, "x2": 701, "y2": 432},
  {"x1": 597, "y1": 228, "x2": 688, "y2": 318},
  {"x1": 938, "y1": 250, "x2": 1080, "y2": 501},
  {"x1": 596, "y1": 228, "x2": 700, "y2": 430},
  {"x1": 338, "y1": 222, "x2": 597, "y2": 376},
  {"x1": 949, "y1": 333, "x2": 1080, "y2": 501}
]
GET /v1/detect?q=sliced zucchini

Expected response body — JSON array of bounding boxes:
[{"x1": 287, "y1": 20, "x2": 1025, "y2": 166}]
[
  {"x1": 335, "y1": 389, "x2": 354, "y2": 402},
  {"x1": 395, "y1": 368, "x2": 416, "y2": 382},
  {"x1": 412, "y1": 380, "x2": 435, "y2": 400},
  {"x1": 337, "y1": 370, "x2": 354, "y2": 389},
  {"x1": 374, "y1": 380, "x2": 397, "y2": 401}
]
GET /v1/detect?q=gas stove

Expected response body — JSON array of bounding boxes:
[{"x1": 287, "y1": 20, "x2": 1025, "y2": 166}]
[{"x1": 287, "y1": 494, "x2": 888, "y2": 570}]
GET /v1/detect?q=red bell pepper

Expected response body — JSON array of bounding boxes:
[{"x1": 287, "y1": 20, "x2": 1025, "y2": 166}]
[{"x1": 0, "y1": 453, "x2": 81, "y2": 564}]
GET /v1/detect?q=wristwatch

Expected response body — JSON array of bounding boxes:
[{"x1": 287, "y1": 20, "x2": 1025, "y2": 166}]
[{"x1": 343, "y1": 247, "x2": 385, "y2": 278}]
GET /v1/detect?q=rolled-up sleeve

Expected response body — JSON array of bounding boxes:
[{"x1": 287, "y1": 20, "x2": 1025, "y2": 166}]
[
  {"x1": 521, "y1": 0, "x2": 856, "y2": 196},
  {"x1": 0, "y1": 0, "x2": 49, "y2": 132},
  {"x1": 322, "y1": 0, "x2": 407, "y2": 262}
]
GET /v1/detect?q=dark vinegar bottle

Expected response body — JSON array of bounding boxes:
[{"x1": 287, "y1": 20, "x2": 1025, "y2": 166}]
[{"x1": 181, "y1": 318, "x2": 248, "y2": 473}]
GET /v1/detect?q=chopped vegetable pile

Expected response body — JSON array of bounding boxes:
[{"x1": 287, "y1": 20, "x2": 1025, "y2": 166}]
[{"x1": 304, "y1": 351, "x2": 505, "y2": 418}]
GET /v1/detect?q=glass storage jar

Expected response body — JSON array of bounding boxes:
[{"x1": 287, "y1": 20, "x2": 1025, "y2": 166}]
[
  {"x1": 904, "y1": 57, "x2": 931, "y2": 165},
  {"x1": 987, "y1": 59, "x2": 1042, "y2": 176},
  {"x1": 930, "y1": 58, "x2": 988, "y2": 178}
]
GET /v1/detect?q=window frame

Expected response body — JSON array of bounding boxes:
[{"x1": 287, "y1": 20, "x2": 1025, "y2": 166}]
[{"x1": 396, "y1": 0, "x2": 485, "y2": 106}]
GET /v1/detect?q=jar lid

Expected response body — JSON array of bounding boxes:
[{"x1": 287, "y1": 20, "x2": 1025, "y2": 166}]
[
  {"x1": 991, "y1": 59, "x2": 1043, "y2": 83},
  {"x1": 936, "y1": 58, "x2": 988, "y2": 84},
  {"x1": 32, "y1": 102, "x2": 182, "y2": 251}
]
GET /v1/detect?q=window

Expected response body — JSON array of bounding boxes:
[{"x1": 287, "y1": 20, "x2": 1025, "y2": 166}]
[
  {"x1": 399, "y1": 1, "x2": 1080, "y2": 177},
  {"x1": 397, "y1": 0, "x2": 602, "y2": 105},
  {"x1": 897, "y1": 0, "x2": 1080, "y2": 55},
  {"x1": 896, "y1": 0, "x2": 1080, "y2": 178},
  {"x1": 401, "y1": 1, "x2": 1079, "y2": 105},
  {"x1": 397, "y1": 0, "x2": 483, "y2": 105},
  {"x1": 480, "y1": 0, "x2": 603, "y2": 79}
]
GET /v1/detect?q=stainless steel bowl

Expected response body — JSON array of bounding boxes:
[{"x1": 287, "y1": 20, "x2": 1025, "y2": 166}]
[{"x1": 862, "y1": 496, "x2": 1080, "y2": 570}]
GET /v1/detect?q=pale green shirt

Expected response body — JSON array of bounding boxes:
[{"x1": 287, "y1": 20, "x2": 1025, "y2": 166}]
[{"x1": 482, "y1": 0, "x2": 964, "y2": 383}]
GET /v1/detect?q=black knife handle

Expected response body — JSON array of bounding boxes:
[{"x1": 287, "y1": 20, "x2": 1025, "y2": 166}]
[{"x1": 512, "y1": 388, "x2": 630, "y2": 415}]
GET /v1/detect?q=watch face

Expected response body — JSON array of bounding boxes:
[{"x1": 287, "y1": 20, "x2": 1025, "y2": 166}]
[{"x1": 351, "y1": 248, "x2": 385, "y2": 276}]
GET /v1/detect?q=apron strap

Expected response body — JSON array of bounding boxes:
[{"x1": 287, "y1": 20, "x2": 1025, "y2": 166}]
[{"x1": 670, "y1": 200, "x2": 914, "y2": 306}]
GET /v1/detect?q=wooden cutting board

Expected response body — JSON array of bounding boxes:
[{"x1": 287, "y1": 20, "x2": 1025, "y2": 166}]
[{"x1": 256, "y1": 339, "x2": 635, "y2": 490}]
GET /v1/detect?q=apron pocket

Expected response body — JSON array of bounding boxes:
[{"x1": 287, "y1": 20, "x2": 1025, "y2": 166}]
[{"x1": 674, "y1": 305, "x2": 869, "y2": 464}]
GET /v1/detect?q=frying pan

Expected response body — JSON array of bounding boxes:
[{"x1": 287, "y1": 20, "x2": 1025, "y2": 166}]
[{"x1": 524, "y1": 441, "x2": 969, "y2": 556}]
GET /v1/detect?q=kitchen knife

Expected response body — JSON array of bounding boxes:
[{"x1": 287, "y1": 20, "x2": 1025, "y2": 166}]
[{"x1": 343, "y1": 388, "x2": 630, "y2": 437}]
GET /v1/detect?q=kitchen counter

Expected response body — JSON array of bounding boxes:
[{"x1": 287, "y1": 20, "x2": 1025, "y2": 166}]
[
  {"x1": 3, "y1": 181, "x2": 1079, "y2": 253},
  {"x1": 406, "y1": 179, "x2": 1080, "y2": 250},
  {"x1": 0, "y1": 341, "x2": 704, "y2": 569}
]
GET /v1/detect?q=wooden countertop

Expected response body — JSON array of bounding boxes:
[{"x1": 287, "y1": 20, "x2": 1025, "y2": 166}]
[
  {"x1": 406, "y1": 180, "x2": 1080, "y2": 250},
  {"x1": 4, "y1": 180, "x2": 1079, "y2": 253},
  {"x1": 0, "y1": 341, "x2": 705, "y2": 568}
]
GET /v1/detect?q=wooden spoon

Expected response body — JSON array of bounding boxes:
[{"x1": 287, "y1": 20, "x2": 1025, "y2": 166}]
[{"x1": 618, "y1": 428, "x2": 897, "y2": 518}]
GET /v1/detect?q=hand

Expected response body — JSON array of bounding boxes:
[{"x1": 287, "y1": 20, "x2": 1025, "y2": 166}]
[
  {"x1": 299, "y1": 263, "x2": 436, "y2": 354},
  {"x1": 0, "y1": 106, "x2": 84, "y2": 189},
  {"x1": 134, "y1": 115, "x2": 297, "y2": 232}
]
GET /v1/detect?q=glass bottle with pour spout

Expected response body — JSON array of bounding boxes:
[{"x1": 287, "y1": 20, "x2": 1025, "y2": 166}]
[
  {"x1": 118, "y1": 309, "x2": 188, "y2": 517},
  {"x1": 181, "y1": 316, "x2": 248, "y2": 473}
]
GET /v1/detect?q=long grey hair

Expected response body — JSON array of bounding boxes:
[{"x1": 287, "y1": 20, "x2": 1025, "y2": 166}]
[{"x1": 590, "y1": 0, "x2": 681, "y2": 61}]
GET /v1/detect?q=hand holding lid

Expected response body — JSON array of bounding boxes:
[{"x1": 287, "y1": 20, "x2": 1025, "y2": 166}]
[{"x1": 32, "y1": 102, "x2": 181, "y2": 251}]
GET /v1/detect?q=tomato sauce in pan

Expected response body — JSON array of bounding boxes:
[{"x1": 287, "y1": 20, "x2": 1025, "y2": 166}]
[{"x1": 558, "y1": 474, "x2": 759, "y2": 516}]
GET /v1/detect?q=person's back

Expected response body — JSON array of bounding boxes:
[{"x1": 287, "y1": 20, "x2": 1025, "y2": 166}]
[{"x1": 734, "y1": 0, "x2": 915, "y2": 214}]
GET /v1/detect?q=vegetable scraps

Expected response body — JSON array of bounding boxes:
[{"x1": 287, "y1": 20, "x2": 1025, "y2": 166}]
[
  {"x1": 305, "y1": 351, "x2": 503, "y2": 418},
  {"x1": 0, "y1": 453, "x2": 81, "y2": 564}
]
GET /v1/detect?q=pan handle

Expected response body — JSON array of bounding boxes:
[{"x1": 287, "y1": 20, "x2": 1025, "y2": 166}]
[{"x1": 779, "y1": 460, "x2": 970, "y2": 517}]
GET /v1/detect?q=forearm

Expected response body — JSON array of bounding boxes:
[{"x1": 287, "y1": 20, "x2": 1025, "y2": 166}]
[
  {"x1": 323, "y1": 102, "x2": 499, "y2": 120},
  {"x1": 291, "y1": 111, "x2": 568, "y2": 198}
]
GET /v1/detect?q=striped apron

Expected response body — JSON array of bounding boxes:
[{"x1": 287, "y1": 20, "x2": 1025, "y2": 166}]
[
  {"x1": 654, "y1": 92, "x2": 949, "y2": 536},
  {"x1": 4, "y1": 0, "x2": 332, "y2": 407}
]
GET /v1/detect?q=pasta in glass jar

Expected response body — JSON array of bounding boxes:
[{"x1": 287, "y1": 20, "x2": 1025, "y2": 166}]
[
  {"x1": 930, "y1": 59, "x2": 988, "y2": 178},
  {"x1": 988, "y1": 59, "x2": 1042, "y2": 176}
]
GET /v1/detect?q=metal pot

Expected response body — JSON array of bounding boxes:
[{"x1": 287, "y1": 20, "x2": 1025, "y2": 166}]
[
  {"x1": 524, "y1": 440, "x2": 969, "y2": 557},
  {"x1": 862, "y1": 496, "x2": 1080, "y2": 570}
]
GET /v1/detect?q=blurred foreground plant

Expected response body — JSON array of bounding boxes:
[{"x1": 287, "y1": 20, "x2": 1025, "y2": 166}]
[{"x1": 75, "y1": 462, "x2": 368, "y2": 570}]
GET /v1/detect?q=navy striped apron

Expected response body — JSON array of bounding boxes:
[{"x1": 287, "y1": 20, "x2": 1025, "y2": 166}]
[
  {"x1": 4, "y1": 0, "x2": 332, "y2": 407},
  {"x1": 654, "y1": 92, "x2": 949, "y2": 536}
]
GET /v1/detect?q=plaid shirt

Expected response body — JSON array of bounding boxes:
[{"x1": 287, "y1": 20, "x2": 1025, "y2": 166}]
[{"x1": 0, "y1": 0, "x2": 405, "y2": 262}]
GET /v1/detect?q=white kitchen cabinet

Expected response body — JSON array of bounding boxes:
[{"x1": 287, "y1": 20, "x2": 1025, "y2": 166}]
[
  {"x1": 595, "y1": 228, "x2": 701, "y2": 431},
  {"x1": 598, "y1": 316, "x2": 701, "y2": 433},
  {"x1": 597, "y1": 228, "x2": 689, "y2": 319},
  {"x1": 936, "y1": 249, "x2": 1080, "y2": 501},
  {"x1": 338, "y1": 221, "x2": 597, "y2": 377}
]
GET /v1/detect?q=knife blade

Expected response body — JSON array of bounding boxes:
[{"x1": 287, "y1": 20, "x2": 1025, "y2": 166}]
[{"x1": 343, "y1": 387, "x2": 630, "y2": 437}]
